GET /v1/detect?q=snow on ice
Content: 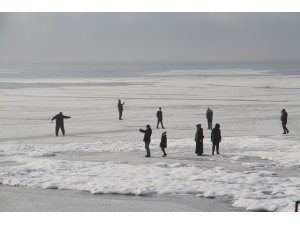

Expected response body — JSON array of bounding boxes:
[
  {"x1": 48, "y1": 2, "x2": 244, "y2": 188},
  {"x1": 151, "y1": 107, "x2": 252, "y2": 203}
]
[{"x1": 0, "y1": 66, "x2": 300, "y2": 211}]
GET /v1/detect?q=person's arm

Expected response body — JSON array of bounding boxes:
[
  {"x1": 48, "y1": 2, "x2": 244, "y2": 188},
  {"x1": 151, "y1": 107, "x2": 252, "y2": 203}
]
[
  {"x1": 122, "y1": 102, "x2": 124, "y2": 105},
  {"x1": 63, "y1": 116, "x2": 71, "y2": 119},
  {"x1": 139, "y1": 129, "x2": 145, "y2": 133},
  {"x1": 51, "y1": 115, "x2": 57, "y2": 121}
]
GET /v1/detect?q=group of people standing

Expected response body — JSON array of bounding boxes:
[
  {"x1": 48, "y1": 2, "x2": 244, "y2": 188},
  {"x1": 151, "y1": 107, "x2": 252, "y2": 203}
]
[
  {"x1": 50, "y1": 99, "x2": 290, "y2": 159},
  {"x1": 194, "y1": 108, "x2": 221, "y2": 156},
  {"x1": 138, "y1": 106, "x2": 221, "y2": 158}
]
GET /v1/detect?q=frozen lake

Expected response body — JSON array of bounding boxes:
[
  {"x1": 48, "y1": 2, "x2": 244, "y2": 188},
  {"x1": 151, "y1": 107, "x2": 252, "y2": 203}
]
[{"x1": 0, "y1": 62, "x2": 300, "y2": 211}]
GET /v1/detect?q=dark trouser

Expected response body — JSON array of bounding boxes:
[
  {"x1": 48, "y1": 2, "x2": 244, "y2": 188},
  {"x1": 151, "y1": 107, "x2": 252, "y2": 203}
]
[
  {"x1": 145, "y1": 141, "x2": 151, "y2": 156},
  {"x1": 119, "y1": 110, "x2": 123, "y2": 120},
  {"x1": 157, "y1": 119, "x2": 164, "y2": 128},
  {"x1": 282, "y1": 121, "x2": 289, "y2": 134},
  {"x1": 207, "y1": 119, "x2": 212, "y2": 129},
  {"x1": 161, "y1": 147, "x2": 167, "y2": 155},
  {"x1": 55, "y1": 125, "x2": 65, "y2": 136},
  {"x1": 212, "y1": 142, "x2": 219, "y2": 154},
  {"x1": 195, "y1": 141, "x2": 203, "y2": 155}
]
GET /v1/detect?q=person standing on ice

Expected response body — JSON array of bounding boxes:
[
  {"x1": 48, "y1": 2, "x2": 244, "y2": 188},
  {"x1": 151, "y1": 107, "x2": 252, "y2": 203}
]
[
  {"x1": 51, "y1": 112, "x2": 71, "y2": 136},
  {"x1": 211, "y1": 123, "x2": 221, "y2": 155},
  {"x1": 118, "y1": 99, "x2": 124, "y2": 120},
  {"x1": 281, "y1": 109, "x2": 289, "y2": 134},
  {"x1": 195, "y1": 124, "x2": 204, "y2": 156},
  {"x1": 139, "y1": 124, "x2": 152, "y2": 157},
  {"x1": 156, "y1": 107, "x2": 165, "y2": 129},
  {"x1": 160, "y1": 131, "x2": 167, "y2": 157},
  {"x1": 206, "y1": 107, "x2": 213, "y2": 130}
]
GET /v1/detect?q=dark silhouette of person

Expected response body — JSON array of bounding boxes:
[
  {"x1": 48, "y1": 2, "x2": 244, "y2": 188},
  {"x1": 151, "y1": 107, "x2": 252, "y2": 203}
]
[
  {"x1": 156, "y1": 107, "x2": 165, "y2": 129},
  {"x1": 281, "y1": 109, "x2": 289, "y2": 134},
  {"x1": 51, "y1": 112, "x2": 71, "y2": 136},
  {"x1": 195, "y1": 124, "x2": 204, "y2": 156},
  {"x1": 160, "y1": 131, "x2": 167, "y2": 157},
  {"x1": 118, "y1": 99, "x2": 124, "y2": 120},
  {"x1": 211, "y1": 123, "x2": 221, "y2": 155},
  {"x1": 139, "y1": 124, "x2": 152, "y2": 157},
  {"x1": 206, "y1": 107, "x2": 213, "y2": 130}
]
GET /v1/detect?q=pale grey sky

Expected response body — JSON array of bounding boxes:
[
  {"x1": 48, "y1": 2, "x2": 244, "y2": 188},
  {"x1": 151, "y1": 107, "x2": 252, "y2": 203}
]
[{"x1": 1, "y1": 13, "x2": 300, "y2": 63}]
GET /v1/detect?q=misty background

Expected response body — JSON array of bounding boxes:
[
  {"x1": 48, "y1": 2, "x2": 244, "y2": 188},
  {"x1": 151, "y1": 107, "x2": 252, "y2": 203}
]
[{"x1": 0, "y1": 13, "x2": 300, "y2": 64}]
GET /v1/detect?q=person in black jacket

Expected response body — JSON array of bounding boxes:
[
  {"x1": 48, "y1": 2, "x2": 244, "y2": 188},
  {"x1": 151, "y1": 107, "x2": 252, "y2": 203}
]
[
  {"x1": 118, "y1": 99, "x2": 124, "y2": 120},
  {"x1": 160, "y1": 131, "x2": 167, "y2": 157},
  {"x1": 211, "y1": 123, "x2": 221, "y2": 155},
  {"x1": 281, "y1": 109, "x2": 289, "y2": 134},
  {"x1": 139, "y1": 124, "x2": 152, "y2": 157},
  {"x1": 195, "y1": 124, "x2": 204, "y2": 156},
  {"x1": 51, "y1": 112, "x2": 71, "y2": 136},
  {"x1": 206, "y1": 107, "x2": 213, "y2": 130},
  {"x1": 156, "y1": 107, "x2": 165, "y2": 129}
]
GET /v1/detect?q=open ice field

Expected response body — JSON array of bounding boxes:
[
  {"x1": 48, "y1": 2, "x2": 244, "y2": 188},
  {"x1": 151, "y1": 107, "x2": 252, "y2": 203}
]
[{"x1": 0, "y1": 63, "x2": 300, "y2": 211}]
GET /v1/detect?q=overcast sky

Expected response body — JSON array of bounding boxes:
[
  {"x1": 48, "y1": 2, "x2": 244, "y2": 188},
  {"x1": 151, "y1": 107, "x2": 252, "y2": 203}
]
[{"x1": 1, "y1": 13, "x2": 300, "y2": 63}]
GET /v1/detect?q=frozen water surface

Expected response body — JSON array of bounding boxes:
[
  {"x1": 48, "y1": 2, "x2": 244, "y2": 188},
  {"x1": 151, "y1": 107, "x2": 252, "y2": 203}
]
[{"x1": 0, "y1": 63, "x2": 300, "y2": 211}]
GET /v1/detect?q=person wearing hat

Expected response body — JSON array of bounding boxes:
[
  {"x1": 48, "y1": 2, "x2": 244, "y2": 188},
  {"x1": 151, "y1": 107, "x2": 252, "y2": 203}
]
[
  {"x1": 160, "y1": 131, "x2": 167, "y2": 157},
  {"x1": 139, "y1": 124, "x2": 152, "y2": 157},
  {"x1": 51, "y1": 112, "x2": 71, "y2": 136},
  {"x1": 211, "y1": 123, "x2": 221, "y2": 155},
  {"x1": 195, "y1": 124, "x2": 204, "y2": 156}
]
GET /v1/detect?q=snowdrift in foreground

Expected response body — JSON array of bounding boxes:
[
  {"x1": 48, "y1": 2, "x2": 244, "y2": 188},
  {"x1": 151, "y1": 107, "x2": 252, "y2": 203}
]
[
  {"x1": 0, "y1": 157, "x2": 299, "y2": 212},
  {"x1": 0, "y1": 136, "x2": 300, "y2": 212}
]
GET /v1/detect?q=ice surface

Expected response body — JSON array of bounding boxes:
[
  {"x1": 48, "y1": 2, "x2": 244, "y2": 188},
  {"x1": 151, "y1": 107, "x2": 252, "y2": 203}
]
[{"x1": 0, "y1": 64, "x2": 300, "y2": 211}]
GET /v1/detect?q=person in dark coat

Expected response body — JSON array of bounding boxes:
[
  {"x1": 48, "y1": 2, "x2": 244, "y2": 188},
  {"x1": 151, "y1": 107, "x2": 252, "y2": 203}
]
[
  {"x1": 156, "y1": 107, "x2": 165, "y2": 129},
  {"x1": 51, "y1": 112, "x2": 71, "y2": 136},
  {"x1": 206, "y1": 107, "x2": 213, "y2": 130},
  {"x1": 139, "y1": 124, "x2": 152, "y2": 157},
  {"x1": 281, "y1": 109, "x2": 289, "y2": 134},
  {"x1": 211, "y1": 123, "x2": 221, "y2": 155},
  {"x1": 118, "y1": 99, "x2": 124, "y2": 120},
  {"x1": 160, "y1": 131, "x2": 167, "y2": 157},
  {"x1": 195, "y1": 124, "x2": 204, "y2": 156}
]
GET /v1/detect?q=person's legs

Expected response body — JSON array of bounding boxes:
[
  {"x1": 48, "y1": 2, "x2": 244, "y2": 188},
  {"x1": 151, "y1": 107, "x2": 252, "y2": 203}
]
[
  {"x1": 199, "y1": 141, "x2": 203, "y2": 155},
  {"x1": 161, "y1": 120, "x2": 164, "y2": 129},
  {"x1": 212, "y1": 143, "x2": 215, "y2": 155},
  {"x1": 119, "y1": 111, "x2": 122, "y2": 120},
  {"x1": 216, "y1": 143, "x2": 220, "y2": 154},
  {"x1": 161, "y1": 147, "x2": 167, "y2": 156},
  {"x1": 55, "y1": 126, "x2": 59, "y2": 136},
  {"x1": 195, "y1": 141, "x2": 199, "y2": 154},
  {"x1": 61, "y1": 126, "x2": 65, "y2": 136},
  {"x1": 157, "y1": 120, "x2": 159, "y2": 128},
  {"x1": 282, "y1": 122, "x2": 287, "y2": 134},
  {"x1": 145, "y1": 142, "x2": 151, "y2": 157}
]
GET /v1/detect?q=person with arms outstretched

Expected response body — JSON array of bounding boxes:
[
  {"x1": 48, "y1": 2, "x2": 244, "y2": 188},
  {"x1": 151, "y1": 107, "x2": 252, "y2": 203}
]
[
  {"x1": 139, "y1": 124, "x2": 152, "y2": 157},
  {"x1": 51, "y1": 112, "x2": 71, "y2": 136},
  {"x1": 118, "y1": 99, "x2": 124, "y2": 120}
]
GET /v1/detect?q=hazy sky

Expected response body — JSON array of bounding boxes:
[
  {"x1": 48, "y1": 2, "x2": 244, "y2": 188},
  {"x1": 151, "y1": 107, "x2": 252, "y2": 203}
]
[{"x1": 1, "y1": 13, "x2": 300, "y2": 63}]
